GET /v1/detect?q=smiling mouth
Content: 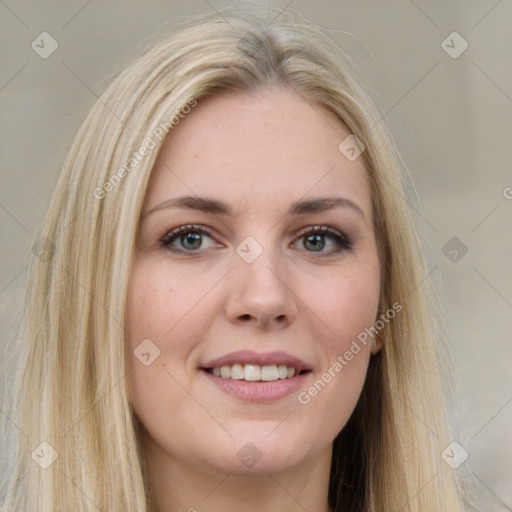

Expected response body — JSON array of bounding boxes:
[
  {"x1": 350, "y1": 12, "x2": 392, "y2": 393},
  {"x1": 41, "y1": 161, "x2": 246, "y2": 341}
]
[{"x1": 203, "y1": 364, "x2": 311, "y2": 382}]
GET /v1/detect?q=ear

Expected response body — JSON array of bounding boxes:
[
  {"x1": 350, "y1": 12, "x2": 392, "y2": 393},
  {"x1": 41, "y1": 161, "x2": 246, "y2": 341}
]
[{"x1": 370, "y1": 333, "x2": 383, "y2": 355}]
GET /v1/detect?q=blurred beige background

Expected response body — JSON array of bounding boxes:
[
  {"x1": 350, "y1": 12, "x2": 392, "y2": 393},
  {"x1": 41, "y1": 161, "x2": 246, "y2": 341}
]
[{"x1": 1, "y1": 0, "x2": 511, "y2": 509}]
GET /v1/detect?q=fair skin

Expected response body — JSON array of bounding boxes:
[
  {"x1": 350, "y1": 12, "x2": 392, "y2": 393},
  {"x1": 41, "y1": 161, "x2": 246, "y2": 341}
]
[{"x1": 125, "y1": 87, "x2": 382, "y2": 512}]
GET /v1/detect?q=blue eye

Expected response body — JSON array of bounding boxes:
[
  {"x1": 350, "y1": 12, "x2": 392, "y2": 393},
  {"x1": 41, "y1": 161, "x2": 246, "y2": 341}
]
[
  {"x1": 159, "y1": 224, "x2": 352, "y2": 256},
  {"x1": 293, "y1": 225, "x2": 352, "y2": 255},
  {"x1": 160, "y1": 225, "x2": 219, "y2": 253}
]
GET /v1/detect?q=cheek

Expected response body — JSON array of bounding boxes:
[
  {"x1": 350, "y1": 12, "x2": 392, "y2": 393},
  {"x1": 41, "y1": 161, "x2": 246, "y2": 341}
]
[
  {"x1": 124, "y1": 261, "x2": 189, "y2": 443},
  {"x1": 295, "y1": 259, "x2": 380, "y2": 424},
  {"x1": 124, "y1": 260, "x2": 178, "y2": 409},
  {"x1": 125, "y1": 257, "x2": 209, "y2": 349},
  {"x1": 125, "y1": 259, "x2": 176, "y2": 345},
  {"x1": 303, "y1": 260, "x2": 381, "y2": 346},
  {"x1": 124, "y1": 257, "x2": 218, "y2": 413}
]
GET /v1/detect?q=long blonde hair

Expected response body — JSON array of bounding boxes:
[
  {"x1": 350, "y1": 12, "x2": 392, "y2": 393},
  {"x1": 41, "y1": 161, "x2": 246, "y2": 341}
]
[{"x1": 1, "y1": 6, "x2": 469, "y2": 511}]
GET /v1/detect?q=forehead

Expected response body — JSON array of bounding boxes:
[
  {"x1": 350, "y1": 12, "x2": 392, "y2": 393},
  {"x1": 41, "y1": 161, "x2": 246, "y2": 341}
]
[{"x1": 144, "y1": 87, "x2": 371, "y2": 218}]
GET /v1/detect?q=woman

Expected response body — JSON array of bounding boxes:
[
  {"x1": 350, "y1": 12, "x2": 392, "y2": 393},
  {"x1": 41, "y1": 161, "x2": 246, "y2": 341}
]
[{"x1": 1, "y1": 6, "x2": 470, "y2": 511}]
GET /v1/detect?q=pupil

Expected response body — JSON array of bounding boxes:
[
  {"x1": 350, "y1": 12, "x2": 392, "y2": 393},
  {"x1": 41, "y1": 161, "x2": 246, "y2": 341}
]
[
  {"x1": 182, "y1": 232, "x2": 201, "y2": 249},
  {"x1": 305, "y1": 234, "x2": 324, "y2": 251}
]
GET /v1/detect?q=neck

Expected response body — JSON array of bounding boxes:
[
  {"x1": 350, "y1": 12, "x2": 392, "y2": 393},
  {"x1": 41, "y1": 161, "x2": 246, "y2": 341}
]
[{"x1": 142, "y1": 435, "x2": 333, "y2": 512}]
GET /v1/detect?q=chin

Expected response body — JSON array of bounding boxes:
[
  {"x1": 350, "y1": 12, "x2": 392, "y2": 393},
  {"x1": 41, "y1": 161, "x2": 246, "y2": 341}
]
[
  {"x1": 209, "y1": 431, "x2": 316, "y2": 475},
  {"x1": 216, "y1": 449, "x2": 309, "y2": 476}
]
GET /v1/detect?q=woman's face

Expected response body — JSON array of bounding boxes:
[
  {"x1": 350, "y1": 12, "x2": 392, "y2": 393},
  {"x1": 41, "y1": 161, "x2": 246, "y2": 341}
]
[{"x1": 125, "y1": 87, "x2": 381, "y2": 476}]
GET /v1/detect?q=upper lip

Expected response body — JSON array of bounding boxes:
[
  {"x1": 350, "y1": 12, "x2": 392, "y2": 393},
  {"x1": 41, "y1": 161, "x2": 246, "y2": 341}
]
[{"x1": 201, "y1": 350, "x2": 311, "y2": 371}]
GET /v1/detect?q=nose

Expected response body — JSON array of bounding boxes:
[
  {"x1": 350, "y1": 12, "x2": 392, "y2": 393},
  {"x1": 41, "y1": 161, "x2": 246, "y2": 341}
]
[{"x1": 224, "y1": 245, "x2": 299, "y2": 329}]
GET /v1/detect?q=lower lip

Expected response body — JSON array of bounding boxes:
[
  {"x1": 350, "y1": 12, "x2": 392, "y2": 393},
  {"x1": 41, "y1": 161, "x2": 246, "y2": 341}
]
[{"x1": 201, "y1": 369, "x2": 311, "y2": 402}]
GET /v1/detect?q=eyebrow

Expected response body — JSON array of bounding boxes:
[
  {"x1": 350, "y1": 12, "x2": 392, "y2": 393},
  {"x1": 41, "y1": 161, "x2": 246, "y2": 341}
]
[{"x1": 144, "y1": 195, "x2": 367, "y2": 222}]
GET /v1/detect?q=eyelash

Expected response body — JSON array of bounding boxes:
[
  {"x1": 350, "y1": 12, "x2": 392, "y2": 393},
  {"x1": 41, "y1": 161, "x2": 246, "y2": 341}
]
[{"x1": 158, "y1": 224, "x2": 352, "y2": 257}]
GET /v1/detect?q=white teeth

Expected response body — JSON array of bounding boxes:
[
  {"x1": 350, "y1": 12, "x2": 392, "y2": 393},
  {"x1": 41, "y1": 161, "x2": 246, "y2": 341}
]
[
  {"x1": 244, "y1": 364, "x2": 261, "y2": 381},
  {"x1": 208, "y1": 363, "x2": 302, "y2": 381},
  {"x1": 230, "y1": 363, "x2": 244, "y2": 380},
  {"x1": 261, "y1": 365, "x2": 278, "y2": 381},
  {"x1": 277, "y1": 364, "x2": 288, "y2": 379}
]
